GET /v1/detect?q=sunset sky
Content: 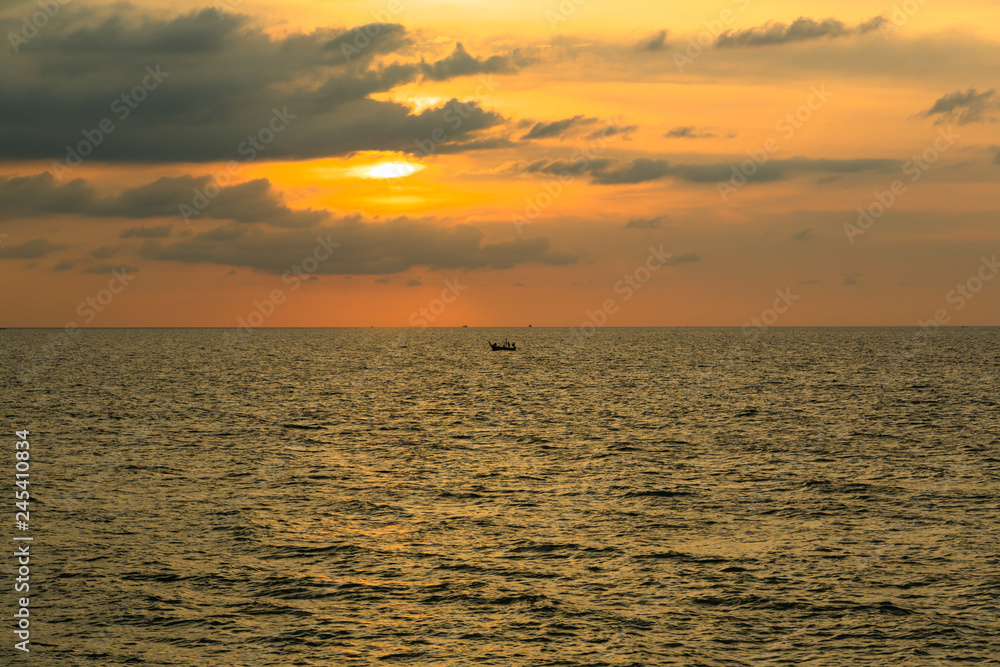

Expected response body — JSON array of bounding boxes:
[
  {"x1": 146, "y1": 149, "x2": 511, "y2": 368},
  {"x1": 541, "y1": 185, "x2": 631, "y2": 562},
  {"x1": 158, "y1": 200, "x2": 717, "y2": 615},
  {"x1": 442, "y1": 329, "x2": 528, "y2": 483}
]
[{"x1": 1, "y1": 0, "x2": 998, "y2": 326}]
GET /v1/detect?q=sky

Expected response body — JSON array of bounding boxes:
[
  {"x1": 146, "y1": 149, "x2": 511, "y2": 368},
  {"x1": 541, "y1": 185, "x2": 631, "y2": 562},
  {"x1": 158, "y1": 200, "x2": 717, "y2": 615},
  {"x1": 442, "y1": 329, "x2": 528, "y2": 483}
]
[{"x1": 0, "y1": 0, "x2": 998, "y2": 327}]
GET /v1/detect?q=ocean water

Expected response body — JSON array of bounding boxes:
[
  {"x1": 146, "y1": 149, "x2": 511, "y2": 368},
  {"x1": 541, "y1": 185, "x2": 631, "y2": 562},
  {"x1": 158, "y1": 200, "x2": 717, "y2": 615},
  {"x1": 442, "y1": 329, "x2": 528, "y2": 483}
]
[{"x1": 2, "y1": 327, "x2": 999, "y2": 666}]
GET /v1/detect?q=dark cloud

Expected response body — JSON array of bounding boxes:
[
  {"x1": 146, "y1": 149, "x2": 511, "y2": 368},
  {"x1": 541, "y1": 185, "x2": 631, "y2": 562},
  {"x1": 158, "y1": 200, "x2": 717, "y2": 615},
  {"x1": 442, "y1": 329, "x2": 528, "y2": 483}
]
[
  {"x1": 715, "y1": 16, "x2": 885, "y2": 48},
  {"x1": 0, "y1": 8, "x2": 526, "y2": 162},
  {"x1": 792, "y1": 228, "x2": 814, "y2": 241},
  {"x1": 664, "y1": 126, "x2": 717, "y2": 139},
  {"x1": 504, "y1": 157, "x2": 615, "y2": 177},
  {"x1": 88, "y1": 244, "x2": 119, "y2": 258},
  {"x1": 994, "y1": 149, "x2": 1000, "y2": 165},
  {"x1": 52, "y1": 259, "x2": 75, "y2": 272},
  {"x1": 404, "y1": 277, "x2": 423, "y2": 286},
  {"x1": 120, "y1": 224, "x2": 173, "y2": 238},
  {"x1": 799, "y1": 279, "x2": 822, "y2": 285},
  {"x1": 0, "y1": 172, "x2": 326, "y2": 227},
  {"x1": 918, "y1": 88, "x2": 997, "y2": 125},
  {"x1": 665, "y1": 253, "x2": 701, "y2": 266},
  {"x1": 589, "y1": 157, "x2": 899, "y2": 185},
  {"x1": 0, "y1": 238, "x2": 68, "y2": 258},
  {"x1": 637, "y1": 30, "x2": 668, "y2": 52},
  {"x1": 83, "y1": 263, "x2": 139, "y2": 274},
  {"x1": 522, "y1": 115, "x2": 598, "y2": 140},
  {"x1": 843, "y1": 272, "x2": 862, "y2": 286},
  {"x1": 419, "y1": 42, "x2": 528, "y2": 80},
  {"x1": 592, "y1": 158, "x2": 672, "y2": 184},
  {"x1": 140, "y1": 220, "x2": 578, "y2": 274},
  {"x1": 586, "y1": 123, "x2": 637, "y2": 141},
  {"x1": 625, "y1": 215, "x2": 668, "y2": 229}
]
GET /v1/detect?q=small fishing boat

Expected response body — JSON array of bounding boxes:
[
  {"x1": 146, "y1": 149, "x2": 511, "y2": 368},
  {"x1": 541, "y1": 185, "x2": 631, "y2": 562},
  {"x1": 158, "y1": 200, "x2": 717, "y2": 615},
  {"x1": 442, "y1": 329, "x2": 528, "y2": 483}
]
[{"x1": 489, "y1": 340, "x2": 516, "y2": 351}]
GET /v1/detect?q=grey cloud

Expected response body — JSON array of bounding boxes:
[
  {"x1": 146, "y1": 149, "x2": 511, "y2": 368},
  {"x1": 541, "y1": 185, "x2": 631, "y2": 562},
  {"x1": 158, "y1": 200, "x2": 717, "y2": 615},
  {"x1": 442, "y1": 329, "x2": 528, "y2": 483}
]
[
  {"x1": 625, "y1": 215, "x2": 668, "y2": 229},
  {"x1": 0, "y1": 172, "x2": 326, "y2": 227},
  {"x1": 638, "y1": 30, "x2": 668, "y2": 52},
  {"x1": 843, "y1": 272, "x2": 862, "y2": 285},
  {"x1": 0, "y1": 238, "x2": 68, "y2": 258},
  {"x1": 918, "y1": 88, "x2": 997, "y2": 125},
  {"x1": 665, "y1": 126, "x2": 716, "y2": 139},
  {"x1": 52, "y1": 259, "x2": 75, "y2": 271},
  {"x1": 83, "y1": 263, "x2": 138, "y2": 274},
  {"x1": 590, "y1": 157, "x2": 899, "y2": 185},
  {"x1": 0, "y1": 8, "x2": 524, "y2": 162},
  {"x1": 665, "y1": 253, "x2": 701, "y2": 266},
  {"x1": 586, "y1": 124, "x2": 637, "y2": 140},
  {"x1": 522, "y1": 115, "x2": 598, "y2": 140},
  {"x1": 420, "y1": 42, "x2": 528, "y2": 81},
  {"x1": 140, "y1": 220, "x2": 578, "y2": 274},
  {"x1": 799, "y1": 279, "x2": 822, "y2": 285},
  {"x1": 592, "y1": 158, "x2": 672, "y2": 184},
  {"x1": 120, "y1": 224, "x2": 173, "y2": 238},
  {"x1": 994, "y1": 149, "x2": 1000, "y2": 165},
  {"x1": 88, "y1": 244, "x2": 119, "y2": 258},
  {"x1": 792, "y1": 228, "x2": 814, "y2": 241},
  {"x1": 715, "y1": 16, "x2": 885, "y2": 48}
]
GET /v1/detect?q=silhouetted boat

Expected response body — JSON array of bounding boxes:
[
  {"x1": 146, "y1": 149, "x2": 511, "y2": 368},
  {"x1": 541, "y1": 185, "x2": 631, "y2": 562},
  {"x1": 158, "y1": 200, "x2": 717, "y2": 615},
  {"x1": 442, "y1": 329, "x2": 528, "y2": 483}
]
[{"x1": 489, "y1": 340, "x2": 516, "y2": 351}]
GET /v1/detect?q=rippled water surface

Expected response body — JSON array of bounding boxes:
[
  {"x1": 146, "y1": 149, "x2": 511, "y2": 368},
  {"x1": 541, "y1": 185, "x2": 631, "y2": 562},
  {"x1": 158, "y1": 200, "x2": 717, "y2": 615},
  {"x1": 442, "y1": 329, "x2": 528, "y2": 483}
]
[{"x1": 2, "y1": 327, "x2": 999, "y2": 666}]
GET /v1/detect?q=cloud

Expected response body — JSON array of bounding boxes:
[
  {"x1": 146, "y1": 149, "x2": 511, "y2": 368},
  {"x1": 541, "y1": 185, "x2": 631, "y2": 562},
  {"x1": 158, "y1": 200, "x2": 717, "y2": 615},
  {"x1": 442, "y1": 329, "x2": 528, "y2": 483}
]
[
  {"x1": 994, "y1": 149, "x2": 1000, "y2": 165},
  {"x1": 590, "y1": 157, "x2": 900, "y2": 185},
  {"x1": 52, "y1": 259, "x2": 75, "y2": 272},
  {"x1": 792, "y1": 228, "x2": 814, "y2": 241},
  {"x1": 715, "y1": 16, "x2": 884, "y2": 48},
  {"x1": 0, "y1": 172, "x2": 326, "y2": 227},
  {"x1": 665, "y1": 253, "x2": 701, "y2": 266},
  {"x1": 420, "y1": 42, "x2": 529, "y2": 80},
  {"x1": 917, "y1": 88, "x2": 998, "y2": 125},
  {"x1": 586, "y1": 123, "x2": 637, "y2": 141},
  {"x1": 88, "y1": 245, "x2": 120, "y2": 258},
  {"x1": 843, "y1": 272, "x2": 862, "y2": 286},
  {"x1": 664, "y1": 126, "x2": 717, "y2": 139},
  {"x1": 0, "y1": 238, "x2": 68, "y2": 258},
  {"x1": 799, "y1": 279, "x2": 822, "y2": 285},
  {"x1": 0, "y1": 8, "x2": 525, "y2": 163},
  {"x1": 140, "y1": 219, "x2": 578, "y2": 274},
  {"x1": 591, "y1": 158, "x2": 672, "y2": 184},
  {"x1": 404, "y1": 277, "x2": 423, "y2": 286},
  {"x1": 625, "y1": 215, "x2": 668, "y2": 229},
  {"x1": 120, "y1": 224, "x2": 173, "y2": 238},
  {"x1": 637, "y1": 30, "x2": 668, "y2": 52},
  {"x1": 522, "y1": 115, "x2": 598, "y2": 140},
  {"x1": 83, "y1": 263, "x2": 139, "y2": 274}
]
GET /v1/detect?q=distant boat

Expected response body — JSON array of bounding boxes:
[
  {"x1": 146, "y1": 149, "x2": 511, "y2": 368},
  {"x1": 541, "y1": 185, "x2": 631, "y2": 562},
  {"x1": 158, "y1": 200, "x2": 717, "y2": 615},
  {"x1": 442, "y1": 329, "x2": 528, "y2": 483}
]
[{"x1": 489, "y1": 340, "x2": 516, "y2": 351}]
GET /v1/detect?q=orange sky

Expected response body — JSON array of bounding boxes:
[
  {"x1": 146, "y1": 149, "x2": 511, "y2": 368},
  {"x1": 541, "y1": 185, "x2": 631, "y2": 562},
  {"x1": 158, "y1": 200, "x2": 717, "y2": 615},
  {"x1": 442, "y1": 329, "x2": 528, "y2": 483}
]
[{"x1": 0, "y1": 0, "x2": 998, "y2": 326}]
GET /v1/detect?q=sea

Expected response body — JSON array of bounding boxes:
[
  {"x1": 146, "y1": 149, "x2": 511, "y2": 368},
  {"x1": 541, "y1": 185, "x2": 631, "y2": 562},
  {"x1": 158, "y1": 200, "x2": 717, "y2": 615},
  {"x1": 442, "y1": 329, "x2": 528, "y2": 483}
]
[{"x1": 1, "y1": 327, "x2": 998, "y2": 666}]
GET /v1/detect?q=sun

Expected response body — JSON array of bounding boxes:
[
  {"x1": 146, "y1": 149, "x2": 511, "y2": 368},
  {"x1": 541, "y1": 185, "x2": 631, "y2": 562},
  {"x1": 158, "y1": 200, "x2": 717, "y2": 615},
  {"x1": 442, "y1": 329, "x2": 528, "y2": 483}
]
[{"x1": 363, "y1": 161, "x2": 425, "y2": 179}]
